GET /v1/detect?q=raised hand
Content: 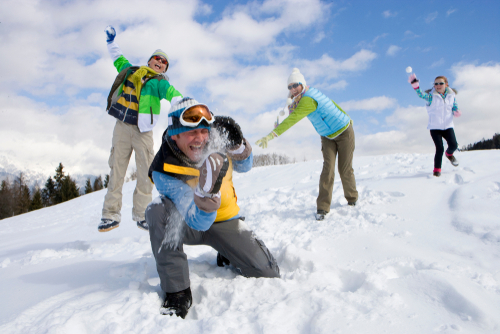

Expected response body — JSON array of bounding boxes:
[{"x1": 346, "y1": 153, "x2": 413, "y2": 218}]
[
  {"x1": 408, "y1": 73, "x2": 419, "y2": 89},
  {"x1": 105, "y1": 25, "x2": 116, "y2": 44}
]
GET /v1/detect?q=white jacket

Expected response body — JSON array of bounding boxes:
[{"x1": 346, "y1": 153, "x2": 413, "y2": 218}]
[{"x1": 426, "y1": 88, "x2": 455, "y2": 130}]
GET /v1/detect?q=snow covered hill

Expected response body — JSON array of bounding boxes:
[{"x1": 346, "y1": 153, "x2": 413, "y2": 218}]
[{"x1": 0, "y1": 151, "x2": 499, "y2": 333}]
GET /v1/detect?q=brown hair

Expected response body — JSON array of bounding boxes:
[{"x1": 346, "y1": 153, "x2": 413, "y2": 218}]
[
  {"x1": 434, "y1": 76, "x2": 448, "y2": 84},
  {"x1": 425, "y1": 75, "x2": 457, "y2": 94}
]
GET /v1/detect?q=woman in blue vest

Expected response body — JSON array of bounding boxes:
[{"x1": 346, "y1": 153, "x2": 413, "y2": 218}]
[{"x1": 256, "y1": 68, "x2": 358, "y2": 220}]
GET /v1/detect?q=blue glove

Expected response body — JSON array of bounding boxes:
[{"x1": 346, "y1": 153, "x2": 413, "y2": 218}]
[{"x1": 105, "y1": 25, "x2": 116, "y2": 44}]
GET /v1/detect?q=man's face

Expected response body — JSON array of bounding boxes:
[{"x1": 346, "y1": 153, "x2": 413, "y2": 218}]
[
  {"x1": 148, "y1": 56, "x2": 168, "y2": 73},
  {"x1": 171, "y1": 128, "x2": 210, "y2": 162}
]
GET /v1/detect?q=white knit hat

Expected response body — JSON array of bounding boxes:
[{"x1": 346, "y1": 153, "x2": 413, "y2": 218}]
[
  {"x1": 286, "y1": 68, "x2": 306, "y2": 105},
  {"x1": 287, "y1": 68, "x2": 306, "y2": 86}
]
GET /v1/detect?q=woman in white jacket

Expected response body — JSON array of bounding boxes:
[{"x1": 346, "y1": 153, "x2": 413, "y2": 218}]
[{"x1": 408, "y1": 74, "x2": 461, "y2": 177}]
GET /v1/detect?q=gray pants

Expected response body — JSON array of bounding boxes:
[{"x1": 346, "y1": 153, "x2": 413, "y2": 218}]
[
  {"x1": 317, "y1": 122, "x2": 358, "y2": 212},
  {"x1": 146, "y1": 197, "x2": 280, "y2": 293}
]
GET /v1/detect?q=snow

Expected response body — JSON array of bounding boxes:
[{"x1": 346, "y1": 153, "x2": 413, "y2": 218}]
[{"x1": 1, "y1": 150, "x2": 499, "y2": 333}]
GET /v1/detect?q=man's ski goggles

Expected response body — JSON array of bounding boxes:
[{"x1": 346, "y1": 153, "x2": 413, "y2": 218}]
[
  {"x1": 152, "y1": 55, "x2": 169, "y2": 65},
  {"x1": 288, "y1": 83, "x2": 301, "y2": 90},
  {"x1": 180, "y1": 105, "x2": 215, "y2": 127}
]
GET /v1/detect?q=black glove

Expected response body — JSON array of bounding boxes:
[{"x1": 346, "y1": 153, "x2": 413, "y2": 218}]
[{"x1": 213, "y1": 116, "x2": 243, "y2": 149}]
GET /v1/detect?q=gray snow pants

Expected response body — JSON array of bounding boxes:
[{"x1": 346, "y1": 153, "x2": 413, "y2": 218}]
[{"x1": 146, "y1": 197, "x2": 280, "y2": 293}]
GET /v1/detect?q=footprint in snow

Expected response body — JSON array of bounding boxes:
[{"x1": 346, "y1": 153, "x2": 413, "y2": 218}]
[{"x1": 454, "y1": 174, "x2": 464, "y2": 185}]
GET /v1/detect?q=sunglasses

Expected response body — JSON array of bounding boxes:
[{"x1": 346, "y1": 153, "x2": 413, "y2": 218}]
[
  {"x1": 179, "y1": 105, "x2": 214, "y2": 127},
  {"x1": 434, "y1": 82, "x2": 445, "y2": 86},
  {"x1": 152, "y1": 55, "x2": 168, "y2": 65},
  {"x1": 288, "y1": 83, "x2": 301, "y2": 90}
]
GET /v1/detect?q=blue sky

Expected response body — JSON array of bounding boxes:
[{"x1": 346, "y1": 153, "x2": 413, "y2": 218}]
[{"x1": 0, "y1": 0, "x2": 499, "y2": 177}]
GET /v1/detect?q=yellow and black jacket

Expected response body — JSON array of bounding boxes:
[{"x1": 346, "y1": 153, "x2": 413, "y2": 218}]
[{"x1": 148, "y1": 136, "x2": 252, "y2": 222}]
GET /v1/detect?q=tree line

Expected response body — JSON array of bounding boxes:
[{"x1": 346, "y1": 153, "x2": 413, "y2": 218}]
[
  {"x1": 253, "y1": 153, "x2": 295, "y2": 167},
  {"x1": 1, "y1": 153, "x2": 291, "y2": 220},
  {"x1": 461, "y1": 133, "x2": 500, "y2": 151},
  {"x1": 0, "y1": 163, "x2": 108, "y2": 220}
]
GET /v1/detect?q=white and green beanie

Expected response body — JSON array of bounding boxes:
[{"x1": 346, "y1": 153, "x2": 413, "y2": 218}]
[{"x1": 149, "y1": 49, "x2": 169, "y2": 63}]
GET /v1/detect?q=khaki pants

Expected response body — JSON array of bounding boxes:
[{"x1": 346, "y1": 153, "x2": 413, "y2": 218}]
[
  {"x1": 317, "y1": 122, "x2": 358, "y2": 212},
  {"x1": 102, "y1": 120, "x2": 154, "y2": 222}
]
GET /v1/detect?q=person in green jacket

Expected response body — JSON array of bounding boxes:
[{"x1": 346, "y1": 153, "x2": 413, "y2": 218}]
[
  {"x1": 99, "y1": 26, "x2": 183, "y2": 233},
  {"x1": 256, "y1": 68, "x2": 358, "y2": 221}
]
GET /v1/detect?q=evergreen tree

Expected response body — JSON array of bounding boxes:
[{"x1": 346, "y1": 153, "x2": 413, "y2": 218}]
[
  {"x1": 30, "y1": 187, "x2": 43, "y2": 211},
  {"x1": 60, "y1": 175, "x2": 80, "y2": 202},
  {"x1": 462, "y1": 133, "x2": 500, "y2": 151},
  {"x1": 42, "y1": 176, "x2": 56, "y2": 207},
  {"x1": 13, "y1": 173, "x2": 30, "y2": 215},
  {"x1": 84, "y1": 178, "x2": 93, "y2": 194},
  {"x1": 0, "y1": 179, "x2": 13, "y2": 219},
  {"x1": 53, "y1": 163, "x2": 65, "y2": 204},
  {"x1": 93, "y1": 175, "x2": 103, "y2": 191},
  {"x1": 104, "y1": 174, "x2": 109, "y2": 188}
]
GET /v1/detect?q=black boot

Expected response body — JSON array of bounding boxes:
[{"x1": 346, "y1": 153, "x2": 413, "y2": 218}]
[
  {"x1": 160, "y1": 287, "x2": 192, "y2": 319},
  {"x1": 315, "y1": 210, "x2": 328, "y2": 221},
  {"x1": 216, "y1": 252, "x2": 230, "y2": 267}
]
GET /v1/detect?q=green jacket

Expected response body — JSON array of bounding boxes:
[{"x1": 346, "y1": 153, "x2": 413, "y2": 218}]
[
  {"x1": 109, "y1": 55, "x2": 183, "y2": 133},
  {"x1": 273, "y1": 96, "x2": 350, "y2": 139}
]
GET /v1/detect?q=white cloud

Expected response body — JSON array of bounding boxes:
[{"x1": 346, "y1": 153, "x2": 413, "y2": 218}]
[
  {"x1": 300, "y1": 50, "x2": 377, "y2": 82},
  {"x1": 447, "y1": 8, "x2": 457, "y2": 16},
  {"x1": 313, "y1": 31, "x2": 326, "y2": 43},
  {"x1": 0, "y1": 0, "x2": 348, "y2": 174},
  {"x1": 355, "y1": 62, "x2": 500, "y2": 156},
  {"x1": 386, "y1": 45, "x2": 402, "y2": 56},
  {"x1": 429, "y1": 58, "x2": 445, "y2": 68},
  {"x1": 382, "y1": 10, "x2": 397, "y2": 18},
  {"x1": 425, "y1": 12, "x2": 438, "y2": 23},
  {"x1": 358, "y1": 33, "x2": 388, "y2": 49},
  {"x1": 324, "y1": 80, "x2": 348, "y2": 90},
  {"x1": 403, "y1": 30, "x2": 420, "y2": 40},
  {"x1": 341, "y1": 96, "x2": 397, "y2": 113},
  {"x1": 451, "y1": 62, "x2": 500, "y2": 146}
]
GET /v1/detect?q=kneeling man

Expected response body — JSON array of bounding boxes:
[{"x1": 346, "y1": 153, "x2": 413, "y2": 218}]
[{"x1": 146, "y1": 98, "x2": 280, "y2": 319}]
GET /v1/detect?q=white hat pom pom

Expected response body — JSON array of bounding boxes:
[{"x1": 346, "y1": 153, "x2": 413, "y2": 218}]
[{"x1": 286, "y1": 98, "x2": 293, "y2": 105}]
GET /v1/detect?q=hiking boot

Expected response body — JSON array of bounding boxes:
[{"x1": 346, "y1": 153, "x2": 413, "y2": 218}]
[
  {"x1": 315, "y1": 210, "x2": 328, "y2": 221},
  {"x1": 446, "y1": 154, "x2": 459, "y2": 167},
  {"x1": 433, "y1": 171, "x2": 441, "y2": 177},
  {"x1": 160, "y1": 287, "x2": 192, "y2": 319},
  {"x1": 216, "y1": 252, "x2": 230, "y2": 267},
  {"x1": 137, "y1": 220, "x2": 149, "y2": 231},
  {"x1": 348, "y1": 202, "x2": 356, "y2": 206},
  {"x1": 98, "y1": 218, "x2": 119, "y2": 232}
]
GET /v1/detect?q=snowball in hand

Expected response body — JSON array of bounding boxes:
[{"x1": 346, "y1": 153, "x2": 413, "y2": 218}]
[{"x1": 406, "y1": 66, "x2": 413, "y2": 74}]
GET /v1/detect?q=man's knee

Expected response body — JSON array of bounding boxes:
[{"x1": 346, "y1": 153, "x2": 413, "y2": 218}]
[
  {"x1": 244, "y1": 238, "x2": 280, "y2": 278},
  {"x1": 146, "y1": 197, "x2": 176, "y2": 226}
]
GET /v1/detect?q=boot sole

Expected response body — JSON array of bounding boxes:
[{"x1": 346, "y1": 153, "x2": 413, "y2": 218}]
[{"x1": 98, "y1": 223, "x2": 120, "y2": 232}]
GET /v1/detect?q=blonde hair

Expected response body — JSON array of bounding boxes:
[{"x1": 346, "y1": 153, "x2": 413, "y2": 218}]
[{"x1": 425, "y1": 75, "x2": 457, "y2": 94}]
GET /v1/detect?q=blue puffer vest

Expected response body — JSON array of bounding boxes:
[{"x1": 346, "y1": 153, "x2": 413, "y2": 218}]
[{"x1": 304, "y1": 88, "x2": 350, "y2": 137}]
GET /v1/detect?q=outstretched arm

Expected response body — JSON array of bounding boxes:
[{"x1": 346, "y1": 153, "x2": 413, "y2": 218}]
[{"x1": 256, "y1": 96, "x2": 317, "y2": 148}]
